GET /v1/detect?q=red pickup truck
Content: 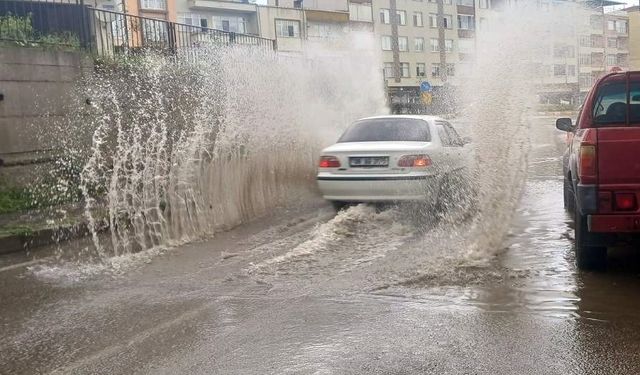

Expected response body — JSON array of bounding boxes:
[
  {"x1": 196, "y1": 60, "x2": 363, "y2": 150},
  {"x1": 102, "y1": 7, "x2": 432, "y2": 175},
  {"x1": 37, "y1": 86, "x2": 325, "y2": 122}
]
[{"x1": 556, "y1": 71, "x2": 640, "y2": 270}]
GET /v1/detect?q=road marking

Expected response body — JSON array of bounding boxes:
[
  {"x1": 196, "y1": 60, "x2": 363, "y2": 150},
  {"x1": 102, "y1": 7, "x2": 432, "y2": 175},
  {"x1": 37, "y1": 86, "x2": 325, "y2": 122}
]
[{"x1": 0, "y1": 257, "x2": 52, "y2": 273}]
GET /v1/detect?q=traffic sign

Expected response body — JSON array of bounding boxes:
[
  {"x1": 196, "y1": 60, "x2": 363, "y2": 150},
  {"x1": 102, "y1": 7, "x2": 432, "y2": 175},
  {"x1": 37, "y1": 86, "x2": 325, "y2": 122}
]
[{"x1": 420, "y1": 81, "x2": 432, "y2": 92}]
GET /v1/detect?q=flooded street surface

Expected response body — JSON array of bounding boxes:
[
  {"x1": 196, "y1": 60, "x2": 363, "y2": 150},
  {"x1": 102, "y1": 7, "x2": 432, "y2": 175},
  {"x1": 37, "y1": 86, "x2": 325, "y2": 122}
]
[{"x1": 3, "y1": 116, "x2": 640, "y2": 374}]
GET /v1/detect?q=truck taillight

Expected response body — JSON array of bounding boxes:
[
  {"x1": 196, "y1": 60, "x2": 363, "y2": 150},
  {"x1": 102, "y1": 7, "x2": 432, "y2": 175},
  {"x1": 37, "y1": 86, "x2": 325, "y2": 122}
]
[
  {"x1": 398, "y1": 154, "x2": 432, "y2": 168},
  {"x1": 578, "y1": 130, "x2": 597, "y2": 185},
  {"x1": 615, "y1": 193, "x2": 637, "y2": 211},
  {"x1": 319, "y1": 156, "x2": 340, "y2": 168}
]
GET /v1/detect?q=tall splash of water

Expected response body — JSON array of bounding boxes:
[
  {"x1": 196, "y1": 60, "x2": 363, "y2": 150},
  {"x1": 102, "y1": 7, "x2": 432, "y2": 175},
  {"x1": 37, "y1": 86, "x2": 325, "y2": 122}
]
[
  {"x1": 462, "y1": 4, "x2": 581, "y2": 259},
  {"x1": 80, "y1": 42, "x2": 386, "y2": 258}
]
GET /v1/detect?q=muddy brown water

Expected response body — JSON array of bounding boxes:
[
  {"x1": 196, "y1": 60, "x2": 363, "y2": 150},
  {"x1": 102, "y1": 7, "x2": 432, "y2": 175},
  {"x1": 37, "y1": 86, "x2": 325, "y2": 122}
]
[{"x1": 2, "y1": 116, "x2": 640, "y2": 374}]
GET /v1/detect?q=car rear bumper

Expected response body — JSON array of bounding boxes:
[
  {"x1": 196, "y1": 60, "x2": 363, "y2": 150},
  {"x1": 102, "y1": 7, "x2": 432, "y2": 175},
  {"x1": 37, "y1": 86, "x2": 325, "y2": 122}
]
[
  {"x1": 589, "y1": 214, "x2": 640, "y2": 233},
  {"x1": 317, "y1": 174, "x2": 438, "y2": 203}
]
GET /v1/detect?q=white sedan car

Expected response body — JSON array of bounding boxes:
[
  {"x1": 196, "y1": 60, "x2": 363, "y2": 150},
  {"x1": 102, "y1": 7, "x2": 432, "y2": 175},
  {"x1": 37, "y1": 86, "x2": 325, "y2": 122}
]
[{"x1": 317, "y1": 115, "x2": 471, "y2": 209}]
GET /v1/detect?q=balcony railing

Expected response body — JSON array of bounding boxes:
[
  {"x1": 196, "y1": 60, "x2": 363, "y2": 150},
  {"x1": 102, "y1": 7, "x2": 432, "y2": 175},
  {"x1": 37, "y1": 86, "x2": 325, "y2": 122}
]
[{"x1": 0, "y1": 0, "x2": 276, "y2": 58}]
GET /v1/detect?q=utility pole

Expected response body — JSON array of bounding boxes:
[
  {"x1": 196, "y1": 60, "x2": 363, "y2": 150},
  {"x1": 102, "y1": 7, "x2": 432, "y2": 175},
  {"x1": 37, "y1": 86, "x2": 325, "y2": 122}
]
[
  {"x1": 437, "y1": 0, "x2": 447, "y2": 83},
  {"x1": 390, "y1": 0, "x2": 401, "y2": 83}
]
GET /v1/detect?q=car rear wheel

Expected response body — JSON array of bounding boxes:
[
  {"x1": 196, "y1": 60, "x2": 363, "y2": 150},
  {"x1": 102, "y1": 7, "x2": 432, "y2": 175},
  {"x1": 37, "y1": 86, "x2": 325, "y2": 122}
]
[
  {"x1": 563, "y1": 176, "x2": 575, "y2": 214},
  {"x1": 330, "y1": 201, "x2": 347, "y2": 212},
  {"x1": 574, "y1": 206, "x2": 607, "y2": 271}
]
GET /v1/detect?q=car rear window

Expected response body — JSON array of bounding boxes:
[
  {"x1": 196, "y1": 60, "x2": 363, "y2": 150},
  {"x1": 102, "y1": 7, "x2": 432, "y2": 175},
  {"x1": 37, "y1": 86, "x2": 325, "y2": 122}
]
[
  {"x1": 593, "y1": 74, "x2": 640, "y2": 125},
  {"x1": 338, "y1": 118, "x2": 431, "y2": 142}
]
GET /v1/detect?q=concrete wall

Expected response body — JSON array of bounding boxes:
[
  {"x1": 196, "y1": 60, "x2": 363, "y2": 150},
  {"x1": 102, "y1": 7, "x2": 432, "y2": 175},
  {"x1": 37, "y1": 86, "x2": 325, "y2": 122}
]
[{"x1": 0, "y1": 47, "x2": 92, "y2": 185}]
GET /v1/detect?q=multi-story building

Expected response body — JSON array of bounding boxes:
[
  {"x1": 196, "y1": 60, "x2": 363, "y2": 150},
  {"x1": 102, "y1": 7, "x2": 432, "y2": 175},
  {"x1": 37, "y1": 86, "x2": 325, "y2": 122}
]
[
  {"x1": 372, "y1": 0, "x2": 468, "y2": 110},
  {"x1": 625, "y1": 6, "x2": 640, "y2": 69}
]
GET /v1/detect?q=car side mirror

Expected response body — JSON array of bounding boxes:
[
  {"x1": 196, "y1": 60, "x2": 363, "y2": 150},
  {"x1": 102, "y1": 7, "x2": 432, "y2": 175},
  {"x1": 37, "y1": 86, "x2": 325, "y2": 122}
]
[
  {"x1": 556, "y1": 118, "x2": 573, "y2": 132},
  {"x1": 462, "y1": 136, "x2": 472, "y2": 145}
]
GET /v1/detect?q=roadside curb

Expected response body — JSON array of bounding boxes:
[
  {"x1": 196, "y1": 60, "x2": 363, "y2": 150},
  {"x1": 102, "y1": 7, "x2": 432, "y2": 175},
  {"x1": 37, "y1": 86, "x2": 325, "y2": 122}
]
[{"x1": 0, "y1": 222, "x2": 97, "y2": 255}]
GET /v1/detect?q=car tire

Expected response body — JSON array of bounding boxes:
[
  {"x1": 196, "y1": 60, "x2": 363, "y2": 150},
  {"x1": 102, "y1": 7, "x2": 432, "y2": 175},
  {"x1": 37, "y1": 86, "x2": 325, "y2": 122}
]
[
  {"x1": 330, "y1": 201, "x2": 347, "y2": 212},
  {"x1": 574, "y1": 206, "x2": 607, "y2": 271},
  {"x1": 564, "y1": 176, "x2": 575, "y2": 214}
]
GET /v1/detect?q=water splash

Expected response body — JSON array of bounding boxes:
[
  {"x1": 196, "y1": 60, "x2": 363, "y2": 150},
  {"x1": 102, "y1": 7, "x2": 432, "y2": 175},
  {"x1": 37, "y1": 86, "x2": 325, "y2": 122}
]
[{"x1": 79, "y1": 42, "x2": 386, "y2": 260}]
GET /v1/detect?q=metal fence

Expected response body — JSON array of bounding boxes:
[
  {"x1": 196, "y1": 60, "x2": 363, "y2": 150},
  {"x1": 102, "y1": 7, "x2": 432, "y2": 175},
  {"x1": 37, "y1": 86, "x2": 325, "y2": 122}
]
[{"x1": 0, "y1": 0, "x2": 276, "y2": 56}]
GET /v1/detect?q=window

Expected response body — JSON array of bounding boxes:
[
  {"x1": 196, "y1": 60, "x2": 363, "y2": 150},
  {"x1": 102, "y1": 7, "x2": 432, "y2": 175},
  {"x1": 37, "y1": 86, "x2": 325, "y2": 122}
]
[
  {"x1": 383, "y1": 62, "x2": 395, "y2": 78},
  {"x1": 553, "y1": 45, "x2": 574, "y2": 58},
  {"x1": 142, "y1": 19, "x2": 168, "y2": 43},
  {"x1": 432, "y1": 63, "x2": 440, "y2": 77},
  {"x1": 479, "y1": 0, "x2": 490, "y2": 8},
  {"x1": 607, "y1": 54, "x2": 616, "y2": 66},
  {"x1": 380, "y1": 8, "x2": 390, "y2": 24},
  {"x1": 414, "y1": 12, "x2": 423, "y2": 27},
  {"x1": 178, "y1": 13, "x2": 200, "y2": 26},
  {"x1": 579, "y1": 54, "x2": 591, "y2": 65},
  {"x1": 141, "y1": 0, "x2": 166, "y2": 10},
  {"x1": 429, "y1": 14, "x2": 437, "y2": 28},
  {"x1": 579, "y1": 35, "x2": 590, "y2": 48},
  {"x1": 430, "y1": 14, "x2": 453, "y2": 29},
  {"x1": 617, "y1": 20, "x2": 627, "y2": 34},
  {"x1": 458, "y1": 15, "x2": 475, "y2": 30},
  {"x1": 414, "y1": 37, "x2": 424, "y2": 52},
  {"x1": 444, "y1": 14, "x2": 453, "y2": 29},
  {"x1": 214, "y1": 16, "x2": 247, "y2": 33},
  {"x1": 349, "y1": 3, "x2": 373, "y2": 22},
  {"x1": 593, "y1": 82, "x2": 626, "y2": 124},
  {"x1": 276, "y1": 20, "x2": 300, "y2": 38},
  {"x1": 400, "y1": 62, "x2": 410, "y2": 77},
  {"x1": 608, "y1": 20, "x2": 615, "y2": 31},
  {"x1": 381, "y1": 36, "x2": 392, "y2": 51},
  {"x1": 590, "y1": 15, "x2": 603, "y2": 29},
  {"x1": 416, "y1": 63, "x2": 426, "y2": 77},
  {"x1": 554, "y1": 64, "x2": 566, "y2": 76},
  {"x1": 567, "y1": 65, "x2": 576, "y2": 76},
  {"x1": 445, "y1": 39, "x2": 453, "y2": 52},
  {"x1": 456, "y1": 0, "x2": 474, "y2": 6},
  {"x1": 398, "y1": 36, "x2": 409, "y2": 51},
  {"x1": 579, "y1": 73, "x2": 592, "y2": 87},
  {"x1": 339, "y1": 118, "x2": 431, "y2": 143},
  {"x1": 396, "y1": 10, "x2": 407, "y2": 25},
  {"x1": 608, "y1": 37, "x2": 618, "y2": 48},
  {"x1": 430, "y1": 38, "x2": 439, "y2": 52}
]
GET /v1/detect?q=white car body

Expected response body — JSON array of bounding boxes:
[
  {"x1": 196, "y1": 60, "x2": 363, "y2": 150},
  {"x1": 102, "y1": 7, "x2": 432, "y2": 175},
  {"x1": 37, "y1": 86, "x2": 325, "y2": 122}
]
[{"x1": 317, "y1": 115, "x2": 470, "y2": 204}]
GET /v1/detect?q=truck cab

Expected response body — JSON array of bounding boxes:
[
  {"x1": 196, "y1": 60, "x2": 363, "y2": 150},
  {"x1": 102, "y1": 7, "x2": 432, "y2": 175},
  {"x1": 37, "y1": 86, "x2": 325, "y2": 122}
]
[{"x1": 557, "y1": 71, "x2": 640, "y2": 270}]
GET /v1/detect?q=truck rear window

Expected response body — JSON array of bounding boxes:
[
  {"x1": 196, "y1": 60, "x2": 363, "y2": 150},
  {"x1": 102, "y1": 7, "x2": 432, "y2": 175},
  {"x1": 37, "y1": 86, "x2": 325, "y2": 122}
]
[{"x1": 593, "y1": 77, "x2": 640, "y2": 125}]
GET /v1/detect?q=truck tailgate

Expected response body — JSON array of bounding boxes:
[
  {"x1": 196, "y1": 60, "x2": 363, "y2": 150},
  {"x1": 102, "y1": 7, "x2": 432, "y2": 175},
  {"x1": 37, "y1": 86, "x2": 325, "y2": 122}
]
[{"x1": 598, "y1": 128, "x2": 640, "y2": 186}]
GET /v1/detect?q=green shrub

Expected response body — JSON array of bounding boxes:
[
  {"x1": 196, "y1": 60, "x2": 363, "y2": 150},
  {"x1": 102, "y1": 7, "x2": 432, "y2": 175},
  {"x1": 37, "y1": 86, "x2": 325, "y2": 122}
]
[{"x1": 0, "y1": 13, "x2": 80, "y2": 49}]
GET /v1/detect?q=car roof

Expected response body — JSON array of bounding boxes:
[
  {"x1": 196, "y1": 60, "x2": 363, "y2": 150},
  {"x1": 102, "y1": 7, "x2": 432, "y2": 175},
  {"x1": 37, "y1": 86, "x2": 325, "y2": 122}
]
[{"x1": 356, "y1": 115, "x2": 445, "y2": 124}]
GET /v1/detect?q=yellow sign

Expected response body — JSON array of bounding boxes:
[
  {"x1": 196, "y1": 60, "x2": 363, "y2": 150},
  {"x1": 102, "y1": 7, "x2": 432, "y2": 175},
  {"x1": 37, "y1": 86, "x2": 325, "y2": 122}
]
[{"x1": 421, "y1": 92, "x2": 433, "y2": 105}]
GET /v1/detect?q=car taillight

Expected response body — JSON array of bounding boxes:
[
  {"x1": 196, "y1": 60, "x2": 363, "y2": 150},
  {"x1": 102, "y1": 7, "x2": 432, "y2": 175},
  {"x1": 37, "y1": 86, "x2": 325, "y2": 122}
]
[
  {"x1": 578, "y1": 129, "x2": 597, "y2": 184},
  {"x1": 398, "y1": 154, "x2": 432, "y2": 168},
  {"x1": 319, "y1": 156, "x2": 340, "y2": 168},
  {"x1": 615, "y1": 193, "x2": 637, "y2": 211}
]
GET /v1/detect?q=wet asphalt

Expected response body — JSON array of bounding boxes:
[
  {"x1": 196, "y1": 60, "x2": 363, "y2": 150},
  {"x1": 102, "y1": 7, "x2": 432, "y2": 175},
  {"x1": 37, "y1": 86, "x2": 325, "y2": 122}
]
[{"x1": 2, "y1": 116, "x2": 640, "y2": 374}]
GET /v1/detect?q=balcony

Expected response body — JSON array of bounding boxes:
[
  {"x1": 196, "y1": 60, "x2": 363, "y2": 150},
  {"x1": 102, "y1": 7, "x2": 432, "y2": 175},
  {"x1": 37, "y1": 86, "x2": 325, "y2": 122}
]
[
  {"x1": 458, "y1": 29, "x2": 474, "y2": 39},
  {"x1": 305, "y1": 9, "x2": 349, "y2": 22},
  {"x1": 188, "y1": 0, "x2": 257, "y2": 13}
]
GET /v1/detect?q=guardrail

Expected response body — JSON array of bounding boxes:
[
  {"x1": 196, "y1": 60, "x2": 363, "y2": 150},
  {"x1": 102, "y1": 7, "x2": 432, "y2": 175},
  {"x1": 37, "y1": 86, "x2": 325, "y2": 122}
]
[{"x1": 0, "y1": 0, "x2": 276, "y2": 56}]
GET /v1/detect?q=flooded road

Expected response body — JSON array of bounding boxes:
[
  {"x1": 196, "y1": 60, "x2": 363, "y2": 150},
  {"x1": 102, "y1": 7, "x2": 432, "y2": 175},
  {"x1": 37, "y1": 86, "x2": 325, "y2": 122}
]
[{"x1": 3, "y1": 116, "x2": 640, "y2": 374}]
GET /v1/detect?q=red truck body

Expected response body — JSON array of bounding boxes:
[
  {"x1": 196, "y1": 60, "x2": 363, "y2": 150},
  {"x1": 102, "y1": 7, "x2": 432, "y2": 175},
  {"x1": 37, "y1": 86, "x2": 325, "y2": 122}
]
[{"x1": 558, "y1": 71, "x2": 640, "y2": 269}]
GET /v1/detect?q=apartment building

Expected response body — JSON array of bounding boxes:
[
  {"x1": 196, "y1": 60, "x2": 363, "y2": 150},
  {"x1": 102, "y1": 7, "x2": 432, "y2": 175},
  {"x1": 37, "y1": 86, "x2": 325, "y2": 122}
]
[
  {"x1": 626, "y1": 6, "x2": 640, "y2": 69},
  {"x1": 372, "y1": 0, "x2": 469, "y2": 110}
]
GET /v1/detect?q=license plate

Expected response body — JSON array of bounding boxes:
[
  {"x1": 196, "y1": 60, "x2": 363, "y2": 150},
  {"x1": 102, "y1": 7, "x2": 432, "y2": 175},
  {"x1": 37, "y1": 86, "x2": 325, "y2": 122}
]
[{"x1": 349, "y1": 156, "x2": 389, "y2": 167}]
